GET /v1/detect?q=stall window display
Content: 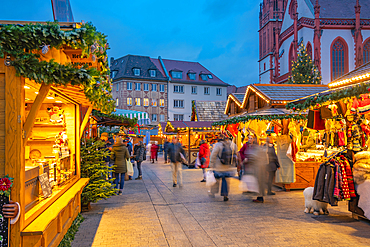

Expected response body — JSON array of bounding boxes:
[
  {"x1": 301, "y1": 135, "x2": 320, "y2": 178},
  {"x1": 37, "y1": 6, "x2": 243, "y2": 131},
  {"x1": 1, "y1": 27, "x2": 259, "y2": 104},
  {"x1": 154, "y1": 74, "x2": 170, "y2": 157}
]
[{"x1": 24, "y1": 85, "x2": 77, "y2": 211}]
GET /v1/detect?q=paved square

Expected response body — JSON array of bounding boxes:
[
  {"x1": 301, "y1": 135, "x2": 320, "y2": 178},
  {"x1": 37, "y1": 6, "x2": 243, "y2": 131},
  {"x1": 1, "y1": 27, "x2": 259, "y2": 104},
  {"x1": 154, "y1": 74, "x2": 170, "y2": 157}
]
[{"x1": 73, "y1": 157, "x2": 370, "y2": 247}]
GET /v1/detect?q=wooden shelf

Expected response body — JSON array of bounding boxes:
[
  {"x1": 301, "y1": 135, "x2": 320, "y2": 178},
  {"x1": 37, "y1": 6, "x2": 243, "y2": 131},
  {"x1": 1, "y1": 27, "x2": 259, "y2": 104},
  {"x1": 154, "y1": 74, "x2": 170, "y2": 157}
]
[{"x1": 33, "y1": 123, "x2": 65, "y2": 128}]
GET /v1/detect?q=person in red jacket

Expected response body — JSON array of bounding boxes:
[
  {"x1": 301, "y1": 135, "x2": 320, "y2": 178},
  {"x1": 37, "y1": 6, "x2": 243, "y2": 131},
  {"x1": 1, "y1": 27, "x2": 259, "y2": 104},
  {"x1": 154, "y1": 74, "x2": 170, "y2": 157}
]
[
  {"x1": 150, "y1": 142, "x2": 159, "y2": 163},
  {"x1": 199, "y1": 140, "x2": 210, "y2": 182}
]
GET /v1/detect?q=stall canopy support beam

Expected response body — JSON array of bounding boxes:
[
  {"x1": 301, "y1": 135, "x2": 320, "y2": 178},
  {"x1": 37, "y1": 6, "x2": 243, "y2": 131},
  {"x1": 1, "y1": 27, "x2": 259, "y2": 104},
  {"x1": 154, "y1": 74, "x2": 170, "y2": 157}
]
[
  {"x1": 23, "y1": 83, "x2": 52, "y2": 143},
  {"x1": 80, "y1": 105, "x2": 93, "y2": 139}
]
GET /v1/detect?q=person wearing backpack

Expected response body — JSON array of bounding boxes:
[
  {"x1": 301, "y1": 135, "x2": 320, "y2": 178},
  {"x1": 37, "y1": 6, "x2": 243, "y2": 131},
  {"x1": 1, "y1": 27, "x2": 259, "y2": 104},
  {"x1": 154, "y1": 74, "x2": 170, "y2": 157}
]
[{"x1": 209, "y1": 134, "x2": 234, "y2": 201}]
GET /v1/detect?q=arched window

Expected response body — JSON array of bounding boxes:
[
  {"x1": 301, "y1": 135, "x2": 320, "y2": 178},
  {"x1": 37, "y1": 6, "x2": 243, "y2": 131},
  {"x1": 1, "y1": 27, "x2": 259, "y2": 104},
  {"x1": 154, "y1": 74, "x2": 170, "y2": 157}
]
[
  {"x1": 363, "y1": 38, "x2": 370, "y2": 64},
  {"x1": 289, "y1": 43, "x2": 295, "y2": 71},
  {"x1": 331, "y1": 37, "x2": 348, "y2": 80},
  {"x1": 306, "y1": 42, "x2": 312, "y2": 59}
]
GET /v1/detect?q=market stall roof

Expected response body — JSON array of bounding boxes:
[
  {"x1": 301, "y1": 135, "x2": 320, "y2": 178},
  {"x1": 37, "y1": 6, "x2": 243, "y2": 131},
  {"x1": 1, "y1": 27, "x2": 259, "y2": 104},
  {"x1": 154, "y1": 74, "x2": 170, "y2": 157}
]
[
  {"x1": 192, "y1": 101, "x2": 228, "y2": 121},
  {"x1": 92, "y1": 108, "x2": 149, "y2": 126},
  {"x1": 165, "y1": 121, "x2": 219, "y2": 132},
  {"x1": 241, "y1": 84, "x2": 328, "y2": 107}
]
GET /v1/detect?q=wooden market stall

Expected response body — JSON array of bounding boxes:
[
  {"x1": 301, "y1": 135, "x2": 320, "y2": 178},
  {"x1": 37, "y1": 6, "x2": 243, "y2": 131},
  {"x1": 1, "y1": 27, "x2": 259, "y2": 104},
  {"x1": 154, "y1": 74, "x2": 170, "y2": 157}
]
[
  {"x1": 221, "y1": 84, "x2": 329, "y2": 190},
  {"x1": 287, "y1": 62, "x2": 370, "y2": 220},
  {"x1": 0, "y1": 21, "x2": 113, "y2": 246},
  {"x1": 164, "y1": 121, "x2": 221, "y2": 167}
]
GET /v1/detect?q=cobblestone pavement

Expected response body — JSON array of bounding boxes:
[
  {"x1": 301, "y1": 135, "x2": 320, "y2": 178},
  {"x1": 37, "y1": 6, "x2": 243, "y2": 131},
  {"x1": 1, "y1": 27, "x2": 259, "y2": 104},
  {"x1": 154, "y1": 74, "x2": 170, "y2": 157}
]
[{"x1": 73, "y1": 157, "x2": 370, "y2": 247}]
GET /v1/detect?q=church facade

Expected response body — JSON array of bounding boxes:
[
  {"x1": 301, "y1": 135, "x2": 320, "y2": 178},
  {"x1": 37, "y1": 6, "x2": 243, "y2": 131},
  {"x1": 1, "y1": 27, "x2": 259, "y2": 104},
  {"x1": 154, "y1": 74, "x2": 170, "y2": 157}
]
[{"x1": 259, "y1": 0, "x2": 370, "y2": 85}]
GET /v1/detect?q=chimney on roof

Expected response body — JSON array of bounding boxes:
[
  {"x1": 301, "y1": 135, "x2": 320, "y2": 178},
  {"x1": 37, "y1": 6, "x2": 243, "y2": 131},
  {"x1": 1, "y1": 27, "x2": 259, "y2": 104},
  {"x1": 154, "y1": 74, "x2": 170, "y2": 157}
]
[{"x1": 110, "y1": 57, "x2": 114, "y2": 66}]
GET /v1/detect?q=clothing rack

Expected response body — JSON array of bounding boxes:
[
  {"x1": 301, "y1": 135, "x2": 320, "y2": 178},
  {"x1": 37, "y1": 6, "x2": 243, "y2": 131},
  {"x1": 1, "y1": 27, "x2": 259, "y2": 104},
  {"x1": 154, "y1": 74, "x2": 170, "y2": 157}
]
[{"x1": 324, "y1": 148, "x2": 347, "y2": 162}]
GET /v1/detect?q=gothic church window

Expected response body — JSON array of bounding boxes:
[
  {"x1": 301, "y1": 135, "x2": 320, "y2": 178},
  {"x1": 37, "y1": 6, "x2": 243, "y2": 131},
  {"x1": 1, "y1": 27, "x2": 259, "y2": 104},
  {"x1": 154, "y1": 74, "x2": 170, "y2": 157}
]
[
  {"x1": 363, "y1": 39, "x2": 370, "y2": 64},
  {"x1": 331, "y1": 38, "x2": 348, "y2": 80}
]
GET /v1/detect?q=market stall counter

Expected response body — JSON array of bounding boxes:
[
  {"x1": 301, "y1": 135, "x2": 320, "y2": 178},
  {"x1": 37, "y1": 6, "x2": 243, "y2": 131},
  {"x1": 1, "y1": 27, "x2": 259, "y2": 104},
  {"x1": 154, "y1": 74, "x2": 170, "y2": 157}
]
[{"x1": 164, "y1": 121, "x2": 221, "y2": 167}]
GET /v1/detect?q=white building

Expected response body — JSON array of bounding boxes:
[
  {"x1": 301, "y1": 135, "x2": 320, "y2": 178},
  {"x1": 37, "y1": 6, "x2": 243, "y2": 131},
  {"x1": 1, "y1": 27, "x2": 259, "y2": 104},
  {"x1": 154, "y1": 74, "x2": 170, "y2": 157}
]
[{"x1": 152, "y1": 57, "x2": 229, "y2": 121}]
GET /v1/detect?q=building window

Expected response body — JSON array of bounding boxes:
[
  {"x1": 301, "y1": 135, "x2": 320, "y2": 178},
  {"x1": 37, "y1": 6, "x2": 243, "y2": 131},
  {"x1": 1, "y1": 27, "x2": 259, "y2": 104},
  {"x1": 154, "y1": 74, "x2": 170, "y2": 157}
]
[
  {"x1": 331, "y1": 37, "x2": 348, "y2": 80},
  {"x1": 174, "y1": 85, "x2": 184, "y2": 93},
  {"x1": 191, "y1": 86, "x2": 197, "y2": 94},
  {"x1": 143, "y1": 83, "x2": 149, "y2": 91},
  {"x1": 150, "y1": 70, "x2": 156, "y2": 77},
  {"x1": 306, "y1": 42, "x2": 312, "y2": 59},
  {"x1": 159, "y1": 84, "x2": 165, "y2": 92},
  {"x1": 152, "y1": 84, "x2": 157, "y2": 92},
  {"x1": 159, "y1": 99, "x2": 165, "y2": 107},
  {"x1": 204, "y1": 87, "x2": 210, "y2": 95},
  {"x1": 127, "y1": 98, "x2": 132, "y2": 106},
  {"x1": 174, "y1": 114, "x2": 184, "y2": 121},
  {"x1": 116, "y1": 83, "x2": 119, "y2": 91},
  {"x1": 135, "y1": 83, "x2": 141, "y2": 91},
  {"x1": 127, "y1": 82, "x2": 132, "y2": 90},
  {"x1": 208, "y1": 74, "x2": 213, "y2": 79},
  {"x1": 152, "y1": 114, "x2": 157, "y2": 122},
  {"x1": 264, "y1": 63, "x2": 266, "y2": 71},
  {"x1": 135, "y1": 98, "x2": 141, "y2": 106},
  {"x1": 160, "y1": 114, "x2": 165, "y2": 122},
  {"x1": 152, "y1": 99, "x2": 157, "y2": 107},
  {"x1": 133, "y1": 68, "x2": 140, "y2": 76},
  {"x1": 111, "y1": 70, "x2": 118, "y2": 78},
  {"x1": 116, "y1": 98, "x2": 119, "y2": 107},
  {"x1": 174, "y1": 100, "x2": 184, "y2": 108},
  {"x1": 188, "y1": 73, "x2": 196, "y2": 80},
  {"x1": 171, "y1": 71, "x2": 182, "y2": 79},
  {"x1": 363, "y1": 39, "x2": 370, "y2": 64},
  {"x1": 143, "y1": 98, "x2": 149, "y2": 107},
  {"x1": 289, "y1": 43, "x2": 294, "y2": 71},
  {"x1": 216, "y1": 88, "x2": 222, "y2": 96},
  {"x1": 200, "y1": 74, "x2": 208, "y2": 81}
]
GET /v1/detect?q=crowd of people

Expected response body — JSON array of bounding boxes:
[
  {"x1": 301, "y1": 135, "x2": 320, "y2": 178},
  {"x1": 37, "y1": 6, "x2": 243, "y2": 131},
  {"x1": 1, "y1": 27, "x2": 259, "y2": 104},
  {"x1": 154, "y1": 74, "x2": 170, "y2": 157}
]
[{"x1": 100, "y1": 132, "x2": 281, "y2": 203}]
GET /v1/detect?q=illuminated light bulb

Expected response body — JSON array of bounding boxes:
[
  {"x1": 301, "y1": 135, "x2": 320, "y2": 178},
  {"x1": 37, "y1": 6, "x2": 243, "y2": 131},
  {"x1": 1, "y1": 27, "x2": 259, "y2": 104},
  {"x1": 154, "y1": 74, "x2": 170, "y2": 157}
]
[
  {"x1": 24, "y1": 86, "x2": 30, "y2": 89},
  {"x1": 55, "y1": 100, "x2": 63, "y2": 103},
  {"x1": 47, "y1": 96, "x2": 54, "y2": 99},
  {"x1": 35, "y1": 92, "x2": 39, "y2": 94}
]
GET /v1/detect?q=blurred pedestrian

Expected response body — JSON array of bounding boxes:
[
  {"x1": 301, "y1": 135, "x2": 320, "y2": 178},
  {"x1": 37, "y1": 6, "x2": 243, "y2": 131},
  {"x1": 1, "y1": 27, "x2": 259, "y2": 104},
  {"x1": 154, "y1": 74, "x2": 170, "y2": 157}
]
[
  {"x1": 209, "y1": 134, "x2": 234, "y2": 201},
  {"x1": 151, "y1": 141, "x2": 159, "y2": 163},
  {"x1": 266, "y1": 136, "x2": 280, "y2": 195},
  {"x1": 199, "y1": 140, "x2": 210, "y2": 182},
  {"x1": 100, "y1": 132, "x2": 113, "y2": 179},
  {"x1": 245, "y1": 136, "x2": 268, "y2": 203},
  {"x1": 110, "y1": 137, "x2": 130, "y2": 195},
  {"x1": 167, "y1": 136, "x2": 186, "y2": 187},
  {"x1": 155, "y1": 141, "x2": 159, "y2": 161},
  {"x1": 134, "y1": 141, "x2": 146, "y2": 180},
  {"x1": 164, "y1": 138, "x2": 170, "y2": 163}
]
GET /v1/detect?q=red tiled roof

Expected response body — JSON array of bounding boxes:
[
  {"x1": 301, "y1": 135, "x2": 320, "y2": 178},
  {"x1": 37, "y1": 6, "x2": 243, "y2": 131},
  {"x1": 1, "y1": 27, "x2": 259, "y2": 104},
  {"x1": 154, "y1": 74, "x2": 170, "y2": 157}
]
[{"x1": 157, "y1": 58, "x2": 228, "y2": 86}]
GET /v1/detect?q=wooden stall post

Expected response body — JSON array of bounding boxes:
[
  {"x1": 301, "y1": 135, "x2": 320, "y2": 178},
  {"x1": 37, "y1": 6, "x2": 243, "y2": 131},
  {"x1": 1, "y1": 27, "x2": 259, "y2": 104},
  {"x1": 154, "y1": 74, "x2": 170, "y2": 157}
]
[
  {"x1": 4, "y1": 63, "x2": 25, "y2": 247},
  {"x1": 188, "y1": 128, "x2": 191, "y2": 165}
]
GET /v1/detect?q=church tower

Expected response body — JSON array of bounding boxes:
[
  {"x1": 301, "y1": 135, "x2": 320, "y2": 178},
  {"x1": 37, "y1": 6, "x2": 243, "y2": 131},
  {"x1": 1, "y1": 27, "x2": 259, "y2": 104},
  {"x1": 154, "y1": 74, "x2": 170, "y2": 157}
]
[{"x1": 259, "y1": 0, "x2": 287, "y2": 83}]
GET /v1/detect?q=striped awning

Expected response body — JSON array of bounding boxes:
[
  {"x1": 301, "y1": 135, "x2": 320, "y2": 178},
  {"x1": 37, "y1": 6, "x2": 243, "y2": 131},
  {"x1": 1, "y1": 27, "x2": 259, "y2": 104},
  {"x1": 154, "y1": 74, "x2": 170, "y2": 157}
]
[{"x1": 113, "y1": 109, "x2": 151, "y2": 125}]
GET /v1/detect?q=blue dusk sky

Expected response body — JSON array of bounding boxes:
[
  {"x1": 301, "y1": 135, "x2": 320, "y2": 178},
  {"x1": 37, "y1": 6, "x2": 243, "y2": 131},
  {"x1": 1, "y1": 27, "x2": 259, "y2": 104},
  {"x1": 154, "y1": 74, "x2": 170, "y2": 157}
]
[{"x1": 1, "y1": 0, "x2": 260, "y2": 87}]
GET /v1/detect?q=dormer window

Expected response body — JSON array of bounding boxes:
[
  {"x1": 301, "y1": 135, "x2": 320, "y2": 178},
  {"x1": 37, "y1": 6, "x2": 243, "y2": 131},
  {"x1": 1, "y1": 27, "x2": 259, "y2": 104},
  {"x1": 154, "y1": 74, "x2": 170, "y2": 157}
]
[
  {"x1": 111, "y1": 70, "x2": 118, "y2": 78},
  {"x1": 200, "y1": 74, "x2": 208, "y2": 81},
  {"x1": 188, "y1": 73, "x2": 196, "y2": 80},
  {"x1": 133, "y1": 68, "x2": 140, "y2": 76},
  {"x1": 171, "y1": 71, "x2": 182, "y2": 79},
  {"x1": 150, "y1": 70, "x2": 156, "y2": 77},
  {"x1": 208, "y1": 74, "x2": 213, "y2": 79}
]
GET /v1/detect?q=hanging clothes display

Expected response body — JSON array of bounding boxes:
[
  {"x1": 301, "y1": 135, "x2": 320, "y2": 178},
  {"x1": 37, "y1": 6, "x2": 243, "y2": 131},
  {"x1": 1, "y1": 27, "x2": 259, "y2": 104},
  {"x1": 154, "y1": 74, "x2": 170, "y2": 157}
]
[{"x1": 275, "y1": 135, "x2": 295, "y2": 184}]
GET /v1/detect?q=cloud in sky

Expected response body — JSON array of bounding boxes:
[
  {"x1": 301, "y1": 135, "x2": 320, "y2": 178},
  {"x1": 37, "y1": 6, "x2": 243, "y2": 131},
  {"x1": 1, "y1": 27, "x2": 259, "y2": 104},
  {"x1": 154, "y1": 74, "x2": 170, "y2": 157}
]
[{"x1": 1, "y1": 0, "x2": 260, "y2": 86}]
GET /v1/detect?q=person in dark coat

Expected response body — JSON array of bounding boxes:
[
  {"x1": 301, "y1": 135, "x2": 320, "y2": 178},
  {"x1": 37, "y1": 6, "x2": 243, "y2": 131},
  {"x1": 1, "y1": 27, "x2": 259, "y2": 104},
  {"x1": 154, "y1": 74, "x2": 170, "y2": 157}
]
[
  {"x1": 134, "y1": 141, "x2": 146, "y2": 180},
  {"x1": 266, "y1": 137, "x2": 280, "y2": 195},
  {"x1": 167, "y1": 137, "x2": 186, "y2": 187},
  {"x1": 110, "y1": 137, "x2": 130, "y2": 195},
  {"x1": 163, "y1": 139, "x2": 170, "y2": 163}
]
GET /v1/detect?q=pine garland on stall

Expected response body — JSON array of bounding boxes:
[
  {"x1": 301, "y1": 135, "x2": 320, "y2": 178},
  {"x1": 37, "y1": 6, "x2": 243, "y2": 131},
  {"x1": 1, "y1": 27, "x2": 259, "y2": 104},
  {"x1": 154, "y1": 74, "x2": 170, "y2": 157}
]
[{"x1": 287, "y1": 43, "x2": 321, "y2": 85}]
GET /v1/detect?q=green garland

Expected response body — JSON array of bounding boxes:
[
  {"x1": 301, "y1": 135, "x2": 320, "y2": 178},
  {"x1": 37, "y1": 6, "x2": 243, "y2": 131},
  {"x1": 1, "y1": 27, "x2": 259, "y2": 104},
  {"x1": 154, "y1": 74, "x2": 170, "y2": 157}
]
[
  {"x1": 58, "y1": 213, "x2": 84, "y2": 247},
  {"x1": 286, "y1": 82, "x2": 370, "y2": 111},
  {"x1": 92, "y1": 109, "x2": 137, "y2": 127},
  {"x1": 0, "y1": 21, "x2": 115, "y2": 113},
  {"x1": 212, "y1": 114, "x2": 307, "y2": 126}
]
